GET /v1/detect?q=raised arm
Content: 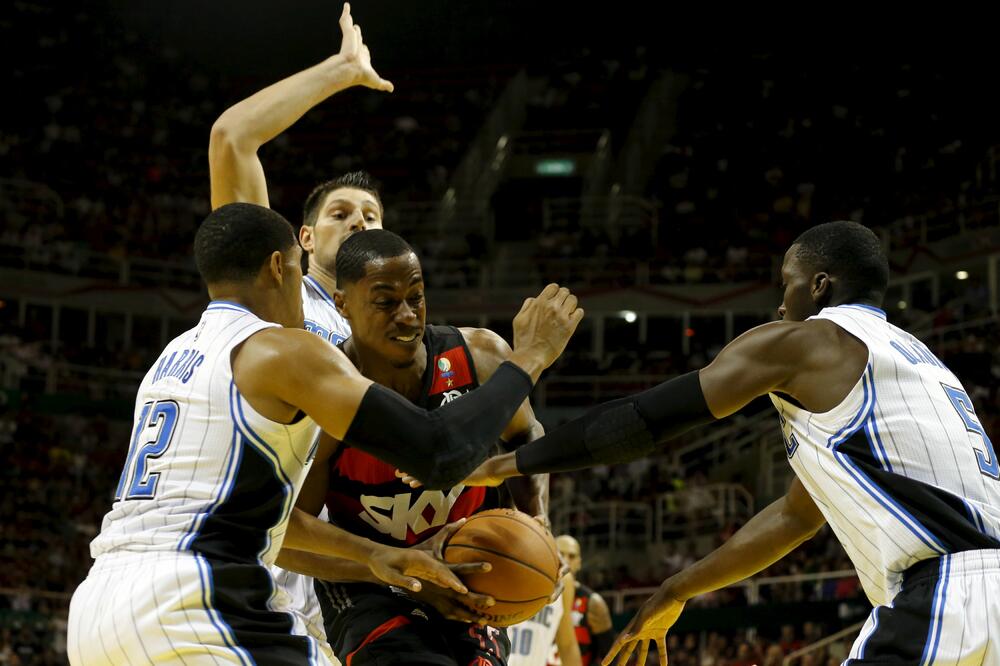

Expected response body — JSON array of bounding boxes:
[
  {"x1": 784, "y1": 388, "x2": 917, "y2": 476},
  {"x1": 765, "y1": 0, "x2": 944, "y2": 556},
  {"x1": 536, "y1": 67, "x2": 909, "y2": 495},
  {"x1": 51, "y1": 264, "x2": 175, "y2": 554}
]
[
  {"x1": 209, "y1": 3, "x2": 392, "y2": 209},
  {"x1": 235, "y1": 284, "x2": 583, "y2": 489},
  {"x1": 462, "y1": 327, "x2": 550, "y2": 521}
]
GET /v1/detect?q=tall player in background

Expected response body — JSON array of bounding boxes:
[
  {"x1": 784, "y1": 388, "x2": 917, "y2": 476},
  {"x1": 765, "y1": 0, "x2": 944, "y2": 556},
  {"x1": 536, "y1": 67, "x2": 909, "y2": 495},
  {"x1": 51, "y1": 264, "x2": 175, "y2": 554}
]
[
  {"x1": 210, "y1": 3, "x2": 393, "y2": 346},
  {"x1": 208, "y1": 4, "x2": 395, "y2": 657},
  {"x1": 278, "y1": 229, "x2": 550, "y2": 665},
  {"x1": 554, "y1": 536, "x2": 614, "y2": 666},
  {"x1": 67, "y1": 203, "x2": 584, "y2": 665},
  {"x1": 507, "y1": 569, "x2": 582, "y2": 666},
  {"x1": 447, "y1": 221, "x2": 1000, "y2": 666}
]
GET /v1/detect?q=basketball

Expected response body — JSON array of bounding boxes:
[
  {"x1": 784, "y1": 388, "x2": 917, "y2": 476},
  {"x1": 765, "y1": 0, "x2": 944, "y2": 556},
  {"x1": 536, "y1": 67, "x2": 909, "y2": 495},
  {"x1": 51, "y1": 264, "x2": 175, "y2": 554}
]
[{"x1": 442, "y1": 509, "x2": 561, "y2": 627}]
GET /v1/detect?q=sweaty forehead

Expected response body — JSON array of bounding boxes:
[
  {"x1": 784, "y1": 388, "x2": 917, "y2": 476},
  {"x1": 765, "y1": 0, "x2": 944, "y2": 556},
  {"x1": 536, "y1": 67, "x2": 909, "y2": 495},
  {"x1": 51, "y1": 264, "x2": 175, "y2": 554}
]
[{"x1": 322, "y1": 187, "x2": 380, "y2": 210}]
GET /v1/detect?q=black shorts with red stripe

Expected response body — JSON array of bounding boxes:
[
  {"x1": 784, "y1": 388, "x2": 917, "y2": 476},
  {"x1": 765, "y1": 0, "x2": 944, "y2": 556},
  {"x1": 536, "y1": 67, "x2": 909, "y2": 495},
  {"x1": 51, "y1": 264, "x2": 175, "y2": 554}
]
[{"x1": 317, "y1": 581, "x2": 511, "y2": 666}]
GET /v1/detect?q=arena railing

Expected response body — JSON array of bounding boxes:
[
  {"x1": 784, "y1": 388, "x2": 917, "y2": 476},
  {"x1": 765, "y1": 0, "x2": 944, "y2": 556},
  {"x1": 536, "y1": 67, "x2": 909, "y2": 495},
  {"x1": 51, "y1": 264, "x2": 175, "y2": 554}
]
[
  {"x1": 550, "y1": 483, "x2": 753, "y2": 550},
  {"x1": 781, "y1": 621, "x2": 866, "y2": 665},
  {"x1": 599, "y1": 568, "x2": 860, "y2": 615}
]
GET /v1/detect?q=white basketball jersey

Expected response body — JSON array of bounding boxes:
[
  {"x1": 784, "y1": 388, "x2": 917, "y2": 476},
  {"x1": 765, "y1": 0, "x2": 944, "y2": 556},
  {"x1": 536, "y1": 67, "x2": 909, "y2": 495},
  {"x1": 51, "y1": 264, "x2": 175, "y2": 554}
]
[
  {"x1": 507, "y1": 600, "x2": 563, "y2": 666},
  {"x1": 771, "y1": 304, "x2": 1000, "y2": 607},
  {"x1": 91, "y1": 300, "x2": 321, "y2": 565},
  {"x1": 303, "y1": 275, "x2": 352, "y2": 345}
]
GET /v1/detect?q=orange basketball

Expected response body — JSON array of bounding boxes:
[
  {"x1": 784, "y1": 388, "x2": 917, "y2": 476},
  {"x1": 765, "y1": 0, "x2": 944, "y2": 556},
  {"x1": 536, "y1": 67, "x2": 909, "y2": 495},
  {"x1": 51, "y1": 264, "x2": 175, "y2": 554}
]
[{"x1": 442, "y1": 508, "x2": 560, "y2": 627}]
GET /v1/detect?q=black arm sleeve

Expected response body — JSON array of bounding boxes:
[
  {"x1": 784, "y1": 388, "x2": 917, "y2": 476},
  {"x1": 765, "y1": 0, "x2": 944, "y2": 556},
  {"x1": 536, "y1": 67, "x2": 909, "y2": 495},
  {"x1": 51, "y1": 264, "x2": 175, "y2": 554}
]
[
  {"x1": 342, "y1": 361, "x2": 532, "y2": 490},
  {"x1": 515, "y1": 370, "x2": 715, "y2": 474}
]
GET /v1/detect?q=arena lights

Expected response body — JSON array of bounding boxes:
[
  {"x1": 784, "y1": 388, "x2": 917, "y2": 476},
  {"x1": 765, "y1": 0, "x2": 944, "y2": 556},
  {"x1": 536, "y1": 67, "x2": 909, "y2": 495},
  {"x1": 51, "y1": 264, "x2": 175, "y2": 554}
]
[
  {"x1": 897, "y1": 300, "x2": 908, "y2": 310},
  {"x1": 620, "y1": 310, "x2": 637, "y2": 323},
  {"x1": 955, "y1": 270, "x2": 969, "y2": 280}
]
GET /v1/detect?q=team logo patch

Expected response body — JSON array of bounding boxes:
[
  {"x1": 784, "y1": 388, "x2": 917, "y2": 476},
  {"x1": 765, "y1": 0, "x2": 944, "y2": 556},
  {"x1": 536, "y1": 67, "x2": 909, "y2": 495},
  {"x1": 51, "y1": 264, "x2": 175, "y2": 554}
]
[{"x1": 429, "y1": 348, "x2": 473, "y2": 394}]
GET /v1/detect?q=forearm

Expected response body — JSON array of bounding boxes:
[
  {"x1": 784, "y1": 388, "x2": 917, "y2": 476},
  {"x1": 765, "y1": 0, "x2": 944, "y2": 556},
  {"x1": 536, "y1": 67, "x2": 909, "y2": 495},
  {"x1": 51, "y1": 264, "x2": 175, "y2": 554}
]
[
  {"x1": 211, "y1": 55, "x2": 356, "y2": 150},
  {"x1": 659, "y1": 493, "x2": 823, "y2": 602},
  {"x1": 283, "y1": 507, "x2": 385, "y2": 563},
  {"x1": 344, "y1": 362, "x2": 536, "y2": 490},
  {"x1": 276, "y1": 548, "x2": 381, "y2": 584},
  {"x1": 500, "y1": 427, "x2": 548, "y2": 517},
  {"x1": 514, "y1": 371, "x2": 714, "y2": 475}
]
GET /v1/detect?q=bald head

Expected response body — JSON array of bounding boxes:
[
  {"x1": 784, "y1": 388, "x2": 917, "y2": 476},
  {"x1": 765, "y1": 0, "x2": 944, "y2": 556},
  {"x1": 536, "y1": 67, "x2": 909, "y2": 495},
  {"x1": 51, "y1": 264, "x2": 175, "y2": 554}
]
[{"x1": 556, "y1": 535, "x2": 582, "y2": 574}]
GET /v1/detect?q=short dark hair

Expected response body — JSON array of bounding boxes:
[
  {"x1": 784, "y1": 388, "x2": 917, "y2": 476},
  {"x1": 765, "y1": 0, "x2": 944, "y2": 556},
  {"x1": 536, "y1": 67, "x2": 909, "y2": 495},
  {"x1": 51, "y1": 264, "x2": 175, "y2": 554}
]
[
  {"x1": 302, "y1": 171, "x2": 383, "y2": 226},
  {"x1": 335, "y1": 229, "x2": 416, "y2": 286},
  {"x1": 195, "y1": 203, "x2": 297, "y2": 283},
  {"x1": 793, "y1": 221, "x2": 890, "y2": 304}
]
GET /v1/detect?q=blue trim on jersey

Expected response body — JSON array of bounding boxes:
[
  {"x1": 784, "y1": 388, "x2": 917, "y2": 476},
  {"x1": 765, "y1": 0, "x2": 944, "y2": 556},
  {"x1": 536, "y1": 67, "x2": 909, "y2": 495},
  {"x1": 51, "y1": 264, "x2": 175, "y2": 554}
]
[
  {"x1": 863, "y1": 375, "x2": 894, "y2": 473},
  {"x1": 177, "y1": 426, "x2": 244, "y2": 552},
  {"x1": 229, "y1": 381, "x2": 298, "y2": 577},
  {"x1": 303, "y1": 275, "x2": 336, "y2": 306},
  {"x1": 207, "y1": 300, "x2": 252, "y2": 313},
  {"x1": 840, "y1": 304, "x2": 887, "y2": 319},
  {"x1": 827, "y1": 368, "x2": 875, "y2": 449},
  {"x1": 919, "y1": 555, "x2": 950, "y2": 666},
  {"x1": 858, "y1": 606, "x2": 881, "y2": 659},
  {"x1": 831, "y1": 369, "x2": 948, "y2": 555},
  {"x1": 962, "y1": 499, "x2": 989, "y2": 536},
  {"x1": 194, "y1": 553, "x2": 254, "y2": 666}
]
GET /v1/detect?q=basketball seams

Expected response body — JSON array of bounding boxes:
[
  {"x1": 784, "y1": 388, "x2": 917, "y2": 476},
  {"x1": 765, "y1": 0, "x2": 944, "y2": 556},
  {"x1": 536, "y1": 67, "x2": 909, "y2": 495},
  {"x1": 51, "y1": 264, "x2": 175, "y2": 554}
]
[
  {"x1": 460, "y1": 509, "x2": 561, "y2": 570},
  {"x1": 444, "y1": 543, "x2": 557, "y2": 586}
]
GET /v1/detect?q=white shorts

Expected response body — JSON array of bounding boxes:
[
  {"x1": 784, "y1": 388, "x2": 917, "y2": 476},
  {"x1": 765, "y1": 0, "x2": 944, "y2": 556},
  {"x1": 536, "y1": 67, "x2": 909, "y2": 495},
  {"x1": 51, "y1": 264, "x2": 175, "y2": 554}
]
[
  {"x1": 846, "y1": 549, "x2": 1000, "y2": 665},
  {"x1": 68, "y1": 550, "x2": 333, "y2": 665}
]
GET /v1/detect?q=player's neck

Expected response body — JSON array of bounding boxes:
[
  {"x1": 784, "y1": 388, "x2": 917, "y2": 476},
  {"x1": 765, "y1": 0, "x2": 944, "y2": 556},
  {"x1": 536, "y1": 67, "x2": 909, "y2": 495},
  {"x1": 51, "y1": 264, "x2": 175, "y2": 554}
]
[
  {"x1": 305, "y1": 260, "x2": 338, "y2": 296},
  {"x1": 207, "y1": 287, "x2": 281, "y2": 325},
  {"x1": 343, "y1": 337, "x2": 428, "y2": 400}
]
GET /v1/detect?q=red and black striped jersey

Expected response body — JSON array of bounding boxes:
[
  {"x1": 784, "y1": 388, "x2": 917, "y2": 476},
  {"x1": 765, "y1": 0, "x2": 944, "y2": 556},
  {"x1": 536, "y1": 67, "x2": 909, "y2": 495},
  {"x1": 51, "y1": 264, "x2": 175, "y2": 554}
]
[{"x1": 324, "y1": 325, "x2": 502, "y2": 546}]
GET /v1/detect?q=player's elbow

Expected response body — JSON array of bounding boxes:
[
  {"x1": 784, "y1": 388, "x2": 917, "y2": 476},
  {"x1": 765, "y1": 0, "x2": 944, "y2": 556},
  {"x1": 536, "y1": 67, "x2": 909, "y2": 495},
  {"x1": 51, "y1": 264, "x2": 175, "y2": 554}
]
[{"x1": 209, "y1": 115, "x2": 257, "y2": 158}]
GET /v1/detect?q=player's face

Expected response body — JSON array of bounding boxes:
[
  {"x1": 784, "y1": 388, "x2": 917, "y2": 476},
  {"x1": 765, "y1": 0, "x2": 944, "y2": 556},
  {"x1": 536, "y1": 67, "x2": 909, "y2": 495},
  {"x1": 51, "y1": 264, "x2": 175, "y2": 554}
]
[
  {"x1": 279, "y1": 244, "x2": 305, "y2": 328},
  {"x1": 302, "y1": 187, "x2": 383, "y2": 273},
  {"x1": 777, "y1": 245, "x2": 823, "y2": 322},
  {"x1": 557, "y1": 540, "x2": 582, "y2": 575},
  {"x1": 340, "y1": 252, "x2": 426, "y2": 368}
]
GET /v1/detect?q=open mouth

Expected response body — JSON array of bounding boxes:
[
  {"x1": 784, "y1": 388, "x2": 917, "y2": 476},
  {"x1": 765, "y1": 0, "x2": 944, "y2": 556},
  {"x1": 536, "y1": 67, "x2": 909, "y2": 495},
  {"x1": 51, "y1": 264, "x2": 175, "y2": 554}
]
[{"x1": 390, "y1": 332, "x2": 420, "y2": 343}]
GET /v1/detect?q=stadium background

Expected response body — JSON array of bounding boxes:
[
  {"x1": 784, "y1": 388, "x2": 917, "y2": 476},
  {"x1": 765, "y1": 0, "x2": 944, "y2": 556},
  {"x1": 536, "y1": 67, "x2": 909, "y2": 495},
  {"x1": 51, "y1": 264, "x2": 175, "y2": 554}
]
[{"x1": 3, "y1": 2, "x2": 1000, "y2": 663}]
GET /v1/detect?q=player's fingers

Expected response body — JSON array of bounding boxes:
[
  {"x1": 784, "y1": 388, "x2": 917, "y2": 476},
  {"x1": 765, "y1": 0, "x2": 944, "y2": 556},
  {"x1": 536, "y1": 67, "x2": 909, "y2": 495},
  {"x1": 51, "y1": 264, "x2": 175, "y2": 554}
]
[
  {"x1": 462, "y1": 591, "x2": 495, "y2": 608},
  {"x1": 448, "y1": 561, "x2": 492, "y2": 575},
  {"x1": 516, "y1": 296, "x2": 535, "y2": 317},
  {"x1": 441, "y1": 601, "x2": 482, "y2": 623},
  {"x1": 340, "y1": 2, "x2": 352, "y2": 26},
  {"x1": 355, "y1": 24, "x2": 363, "y2": 46},
  {"x1": 379, "y1": 569, "x2": 422, "y2": 592},
  {"x1": 614, "y1": 640, "x2": 637, "y2": 666},
  {"x1": 657, "y1": 637, "x2": 668, "y2": 666},
  {"x1": 569, "y1": 307, "x2": 585, "y2": 326},
  {"x1": 602, "y1": 631, "x2": 630, "y2": 666},
  {"x1": 538, "y1": 283, "x2": 560, "y2": 301},
  {"x1": 562, "y1": 293, "x2": 578, "y2": 314},
  {"x1": 555, "y1": 286, "x2": 571, "y2": 306},
  {"x1": 420, "y1": 566, "x2": 467, "y2": 594},
  {"x1": 637, "y1": 640, "x2": 650, "y2": 666}
]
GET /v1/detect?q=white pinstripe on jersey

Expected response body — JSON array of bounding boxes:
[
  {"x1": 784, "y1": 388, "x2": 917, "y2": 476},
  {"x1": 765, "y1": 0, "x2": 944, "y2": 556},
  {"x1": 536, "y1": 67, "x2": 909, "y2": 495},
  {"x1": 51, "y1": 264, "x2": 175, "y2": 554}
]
[
  {"x1": 302, "y1": 275, "x2": 352, "y2": 345},
  {"x1": 771, "y1": 304, "x2": 1000, "y2": 607},
  {"x1": 70, "y1": 301, "x2": 331, "y2": 665}
]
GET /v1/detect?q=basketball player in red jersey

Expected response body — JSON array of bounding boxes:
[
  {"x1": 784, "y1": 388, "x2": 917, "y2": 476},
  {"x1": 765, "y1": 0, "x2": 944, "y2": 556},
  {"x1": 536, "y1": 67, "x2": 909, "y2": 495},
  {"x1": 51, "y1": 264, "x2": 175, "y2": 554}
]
[
  {"x1": 279, "y1": 229, "x2": 550, "y2": 666},
  {"x1": 554, "y1": 536, "x2": 614, "y2": 666}
]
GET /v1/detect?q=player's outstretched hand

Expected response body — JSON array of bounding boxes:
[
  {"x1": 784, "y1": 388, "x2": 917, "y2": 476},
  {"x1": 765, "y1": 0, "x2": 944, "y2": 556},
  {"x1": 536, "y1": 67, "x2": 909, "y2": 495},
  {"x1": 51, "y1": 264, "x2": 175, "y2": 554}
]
[
  {"x1": 337, "y1": 3, "x2": 394, "y2": 92},
  {"x1": 602, "y1": 587, "x2": 684, "y2": 666},
  {"x1": 512, "y1": 283, "x2": 584, "y2": 372}
]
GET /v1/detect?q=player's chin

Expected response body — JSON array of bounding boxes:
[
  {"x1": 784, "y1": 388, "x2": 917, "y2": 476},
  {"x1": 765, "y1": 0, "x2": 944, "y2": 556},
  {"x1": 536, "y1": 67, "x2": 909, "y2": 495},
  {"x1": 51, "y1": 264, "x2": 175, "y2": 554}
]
[{"x1": 385, "y1": 343, "x2": 420, "y2": 368}]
